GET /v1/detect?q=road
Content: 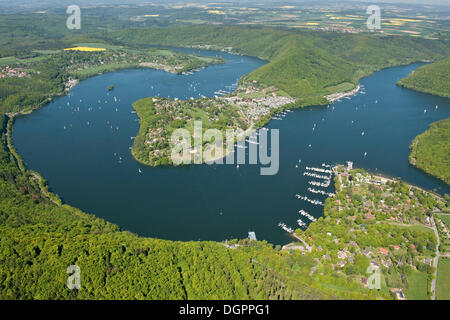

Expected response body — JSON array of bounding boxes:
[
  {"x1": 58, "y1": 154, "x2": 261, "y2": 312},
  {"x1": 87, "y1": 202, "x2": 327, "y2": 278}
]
[
  {"x1": 430, "y1": 214, "x2": 440, "y2": 300},
  {"x1": 289, "y1": 232, "x2": 312, "y2": 252}
]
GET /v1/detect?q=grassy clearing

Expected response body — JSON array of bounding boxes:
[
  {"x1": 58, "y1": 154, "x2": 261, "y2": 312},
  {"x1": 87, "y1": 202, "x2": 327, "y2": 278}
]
[
  {"x1": 407, "y1": 225, "x2": 434, "y2": 234},
  {"x1": 405, "y1": 270, "x2": 428, "y2": 300},
  {"x1": 73, "y1": 63, "x2": 137, "y2": 78},
  {"x1": 325, "y1": 82, "x2": 355, "y2": 93},
  {"x1": 0, "y1": 56, "x2": 20, "y2": 66},
  {"x1": 437, "y1": 214, "x2": 450, "y2": 228},
  {"x1": 436, "y1": 258, "x2": 450, "y2": 300},
  {"x1": 32, "y1": 49, "x2": 61, "y2": 55}
]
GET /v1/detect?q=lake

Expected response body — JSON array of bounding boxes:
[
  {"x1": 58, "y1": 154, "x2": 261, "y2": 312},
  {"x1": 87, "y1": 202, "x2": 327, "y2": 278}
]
[{"x1": 13, "y1": 49, "x2": 450, "y2": 244}]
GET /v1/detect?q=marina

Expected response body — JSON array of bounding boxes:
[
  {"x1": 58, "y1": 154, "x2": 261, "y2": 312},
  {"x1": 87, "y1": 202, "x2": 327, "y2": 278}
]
[
  {"x1": 297, "y1": 218, "x2": 307, "y2": 227},
  {"x1": 295, "y1": 194, "x2": 324, "y2": 206},
  {"x1": 278, "y1": 222, "x2": 294, "y2": 233},
  {"x1": 308, "y1": 188, "x2": 335, "y2": 197},
  {"x1": 299, "y1": 210, "x2": 317, "y2": 222}
]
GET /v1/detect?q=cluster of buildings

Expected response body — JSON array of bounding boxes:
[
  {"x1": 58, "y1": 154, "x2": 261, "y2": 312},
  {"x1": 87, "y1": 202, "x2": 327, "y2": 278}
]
[
  {"x1": 300, "y1": 164, "x2": 448, "y2": 298},
  {"x1": 335, "y1": 163, "x2": 436, "y2": 226},
  {"x1": 142, "y1": 83, "x2": 295, "y2": 164},
  {"x1": 437, "y1": 217, "x2": 450, "y2": 240},
  {"x1": 224, "y1": 83, "x2": 295, "y2": 122}
]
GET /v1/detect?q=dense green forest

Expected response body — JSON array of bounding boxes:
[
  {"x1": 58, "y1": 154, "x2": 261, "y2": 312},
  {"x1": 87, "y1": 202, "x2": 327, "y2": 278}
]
[
  {"x1": 409, "y1": 118, "x2": 450, "y2": 185},
  {"x1": 398, "y1": 57, "x2": 450, "y2": 98}
]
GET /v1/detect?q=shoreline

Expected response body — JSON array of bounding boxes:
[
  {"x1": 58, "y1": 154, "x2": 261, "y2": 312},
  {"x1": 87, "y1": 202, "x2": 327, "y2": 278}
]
[
  {"x1": 280, "y1": 164, "x2": 448, "y2": 245},
  {"x1": 324, "y1": 84, "x2": 361, "y2": 103},
  {"x1": 8, "y1": 52, "x2": 447, "y2": 243},
  {"x1": 130, "y1": 92, "x2": 298, "y2": 167}
]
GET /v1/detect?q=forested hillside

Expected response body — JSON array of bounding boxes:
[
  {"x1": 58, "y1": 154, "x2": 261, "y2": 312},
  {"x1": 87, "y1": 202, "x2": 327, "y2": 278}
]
[
  {"x1": 0, "y1": 114, "x2": 385, "y2": 299},
  {"x1": 398, "y1": 58, "x2": 450, "y2": 98},
  {"x1": 409, "y1": 118, "x2": 450, "y2": 185},
  {"x1": 111, "y1": 26, "x2": 450, "y2": 105},
  {"x1": 1, "y1": 24, "x2": 449, "y2": 113}
]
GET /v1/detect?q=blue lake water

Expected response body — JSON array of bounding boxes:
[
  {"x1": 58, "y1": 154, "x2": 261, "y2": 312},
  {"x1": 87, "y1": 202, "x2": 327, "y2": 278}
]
[{"x1": 13, "y1": 49, "x2": 450, "y2": 244}]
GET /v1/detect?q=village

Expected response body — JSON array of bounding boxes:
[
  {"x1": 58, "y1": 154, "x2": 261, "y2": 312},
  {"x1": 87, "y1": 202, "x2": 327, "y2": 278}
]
[
  {"x1": 286, "y1": 162, "x2": 449, "y2": 300},
  {"x1": 133, "y1": 81, "x2": 296, "y2": 166}
]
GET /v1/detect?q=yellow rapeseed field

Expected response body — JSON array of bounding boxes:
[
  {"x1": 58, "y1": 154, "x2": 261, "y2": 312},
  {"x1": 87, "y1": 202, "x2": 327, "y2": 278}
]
[
  {"x1": 64, "y1": 47, "x2": 106, "y2": 52},
  {"x1": 207, "y1": 10, "x2": 225, "y2": 15}
]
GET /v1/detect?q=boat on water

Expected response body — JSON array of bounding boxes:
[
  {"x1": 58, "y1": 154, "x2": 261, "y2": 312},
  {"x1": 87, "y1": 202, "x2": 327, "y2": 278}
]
[
  {"x1": 297, "y1": 218, "x2": 307, "y2": 227},
  {"x1": 278, "y1": 222, "x2": 293, "y2": 233},
  {"x1": 307, "y1": 187, "x2": 334, "y2": 197},
  {"x1": 299, "y1": 209, "x2": 317, "y2": 222},
  {"x1": 295, "y1": 194, "x2": 324, "y2": 206}
]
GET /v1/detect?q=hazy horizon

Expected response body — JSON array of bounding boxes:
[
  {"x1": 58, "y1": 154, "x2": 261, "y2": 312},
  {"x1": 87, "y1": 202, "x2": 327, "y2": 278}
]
[{"x1": 0, "y1": 0, "x2": 449, "y2": 9}]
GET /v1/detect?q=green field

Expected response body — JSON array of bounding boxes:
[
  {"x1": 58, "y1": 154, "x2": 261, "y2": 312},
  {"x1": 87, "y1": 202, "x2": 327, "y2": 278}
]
[
  {"x1": 407, "y1": 225, "x2": 435, "y2": 234},
  {"x1": 405, "y1": 271, "x2": 429, "y2": 300},
  {"x1": 325, "y1": 82, "x2": 355, "y2": 93},
  {"x1": 0, "y1": 56, "x2": 20, "y2": 66},
  {"x1": 0, "y1": 55, "x2": 50, "y2": 66},
  {"x1": 73, "y1": 63, "x2": 140, "y2": 78},
  {"x1": 32, "y1": 50, "x2": 61, "y2": 55},
  {"x1": 436, "y1": 258, "x2": 450, "y2": 300}
]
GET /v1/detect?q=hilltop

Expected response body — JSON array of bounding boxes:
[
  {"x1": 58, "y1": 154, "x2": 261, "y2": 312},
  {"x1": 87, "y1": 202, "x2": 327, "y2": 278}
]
[
  {"x1": 398, "y1": 57, "x2": 450, "y2": 98},
  {"x1": 409, "y1": 118, "x2": 450, "y2": 185}
]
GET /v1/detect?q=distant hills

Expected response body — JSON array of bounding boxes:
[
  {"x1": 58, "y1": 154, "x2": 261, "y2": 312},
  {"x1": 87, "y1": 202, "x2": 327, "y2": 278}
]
[{"x1": 112, "y1": 25, "x2": 450, "y2": 106}]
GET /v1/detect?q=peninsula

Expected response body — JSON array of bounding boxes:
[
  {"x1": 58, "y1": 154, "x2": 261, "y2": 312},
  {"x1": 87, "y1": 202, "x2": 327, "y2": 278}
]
[{"x1": 131, "y1": 81, "x2": 295, "y2": 166}]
